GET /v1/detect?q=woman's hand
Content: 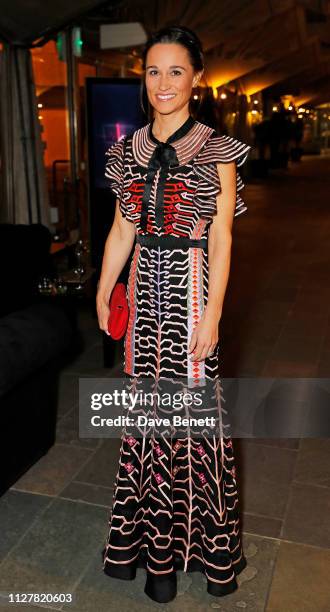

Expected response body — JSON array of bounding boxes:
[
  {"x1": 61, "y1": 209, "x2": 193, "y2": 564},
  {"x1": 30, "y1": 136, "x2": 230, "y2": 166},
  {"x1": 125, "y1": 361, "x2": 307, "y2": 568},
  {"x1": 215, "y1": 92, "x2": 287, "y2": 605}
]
[
  {"x1": 188, "y1": 310, "x2": 219, "y2": 361},
  {"x1": 96, "y1": 200, "x2": 135, "y2": 337},
  {"x1": 96, "y1": 290, "x2": 111, "y2": 336}
]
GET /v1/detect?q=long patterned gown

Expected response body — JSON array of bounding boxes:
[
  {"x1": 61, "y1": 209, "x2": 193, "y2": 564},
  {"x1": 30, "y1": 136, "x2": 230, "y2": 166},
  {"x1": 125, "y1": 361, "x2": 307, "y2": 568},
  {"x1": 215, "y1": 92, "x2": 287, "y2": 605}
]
[{"x1": 101, "y1": 115, "x2": 252, "y2": 603}]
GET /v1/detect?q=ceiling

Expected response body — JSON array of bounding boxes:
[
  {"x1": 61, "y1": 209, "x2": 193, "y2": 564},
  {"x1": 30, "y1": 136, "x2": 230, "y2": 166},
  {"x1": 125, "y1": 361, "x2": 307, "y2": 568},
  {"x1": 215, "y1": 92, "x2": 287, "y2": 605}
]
[{"x1": 1, "y1": 0, "x2": 330, "y2": 105}]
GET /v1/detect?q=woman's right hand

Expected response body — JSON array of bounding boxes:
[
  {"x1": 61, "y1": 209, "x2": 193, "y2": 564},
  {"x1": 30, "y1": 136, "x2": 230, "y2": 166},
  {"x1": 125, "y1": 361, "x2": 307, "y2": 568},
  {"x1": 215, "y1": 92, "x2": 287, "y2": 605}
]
[{"x1": 96, "y1": 291, "x2": 111, "y2": 336}]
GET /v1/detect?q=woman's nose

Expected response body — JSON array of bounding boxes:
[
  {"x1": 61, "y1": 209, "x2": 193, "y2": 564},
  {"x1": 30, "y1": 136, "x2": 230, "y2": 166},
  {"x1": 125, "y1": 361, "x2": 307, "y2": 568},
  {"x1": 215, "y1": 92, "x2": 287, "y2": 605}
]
[{"x1": 159, "y1": 75, "x2": 171, "y2": 90}]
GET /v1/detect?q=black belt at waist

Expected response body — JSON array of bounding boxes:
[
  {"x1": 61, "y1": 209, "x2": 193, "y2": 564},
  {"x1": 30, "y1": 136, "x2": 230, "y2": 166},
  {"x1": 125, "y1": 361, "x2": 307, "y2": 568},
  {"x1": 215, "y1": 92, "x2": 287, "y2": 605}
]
[{"x1": 136, "y1": 234, "x2": 208, "y2": 251}]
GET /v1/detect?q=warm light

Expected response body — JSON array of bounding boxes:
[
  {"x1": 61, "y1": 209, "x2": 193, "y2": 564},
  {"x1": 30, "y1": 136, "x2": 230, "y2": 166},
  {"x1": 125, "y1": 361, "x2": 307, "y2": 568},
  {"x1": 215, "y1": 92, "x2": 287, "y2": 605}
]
[
  {"x1": 298, "y1": 107, "x2": 305, "y2": 113},
  {"x1": 193, "y1": 94, "x2": 198, "y2": 100},
  {"x1": 272, "y1": 105, "x2": 278, "y2": 112},
  {"x1": 251, "y1": 110, "x2": 258, "y2": 115},
  {"x1": 220, "y1": 92, "x2": 227, "y2": 99},
  {"x1": 253, "y1": 99, "x2": 258, "y2": 104},
  {"x1": 305, "y1": 109, "x2": 310, "y2": 114},
  {"x1": 323, "y1": 114, "x2": 327, "y2": 118},
  {"x1": 38, "y1": 115, "x2": 43, "y2": 120},
  {"x1": 37, "y1": 103, "x2": 43, "y2": 108},
  {"x1": 298, "y1": 114, "x2": 303, "y2": 118},
  {"x1": 288, "y1": 105, "x2": 293, "y2": 110}
]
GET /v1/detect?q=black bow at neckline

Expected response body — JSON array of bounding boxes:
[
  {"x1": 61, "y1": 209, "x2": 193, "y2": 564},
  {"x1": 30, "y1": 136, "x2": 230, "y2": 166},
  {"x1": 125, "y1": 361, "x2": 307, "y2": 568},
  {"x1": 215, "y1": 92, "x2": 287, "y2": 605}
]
[{"x1": 140, "y1": 115, "x2": 196, "y2": 232}]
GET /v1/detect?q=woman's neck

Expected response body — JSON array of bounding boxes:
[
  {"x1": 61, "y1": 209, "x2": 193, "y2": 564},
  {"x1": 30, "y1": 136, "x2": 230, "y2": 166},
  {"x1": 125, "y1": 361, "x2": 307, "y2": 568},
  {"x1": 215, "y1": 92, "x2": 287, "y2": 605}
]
[{"x1": 151, "y1": 110, "x2": 191, "y2": 143}]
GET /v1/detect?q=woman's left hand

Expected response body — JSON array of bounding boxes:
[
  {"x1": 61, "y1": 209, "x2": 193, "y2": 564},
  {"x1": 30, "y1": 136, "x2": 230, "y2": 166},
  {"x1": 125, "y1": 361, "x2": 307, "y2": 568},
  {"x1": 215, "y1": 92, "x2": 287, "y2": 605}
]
[{"x1": 188, "y1": 311, "x2": 219, "y2": 361}]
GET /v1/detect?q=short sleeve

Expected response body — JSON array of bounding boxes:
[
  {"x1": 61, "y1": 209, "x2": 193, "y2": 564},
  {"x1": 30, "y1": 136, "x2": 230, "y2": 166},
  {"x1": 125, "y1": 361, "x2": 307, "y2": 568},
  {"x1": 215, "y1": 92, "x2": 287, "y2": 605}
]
[
  {"x1": 193, "y1": 134, "x2": 252, "y2": 221},
  {"x1": 104, "y1": 137, "x2": 127, "y2": 218}
]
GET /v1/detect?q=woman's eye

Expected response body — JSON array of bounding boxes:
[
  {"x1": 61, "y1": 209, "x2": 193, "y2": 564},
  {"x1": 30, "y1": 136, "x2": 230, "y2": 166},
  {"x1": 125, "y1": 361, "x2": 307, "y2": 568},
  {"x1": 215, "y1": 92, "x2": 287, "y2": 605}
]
[{"x1": 147, "y1": 70, "x2": 182, "y2": 76}]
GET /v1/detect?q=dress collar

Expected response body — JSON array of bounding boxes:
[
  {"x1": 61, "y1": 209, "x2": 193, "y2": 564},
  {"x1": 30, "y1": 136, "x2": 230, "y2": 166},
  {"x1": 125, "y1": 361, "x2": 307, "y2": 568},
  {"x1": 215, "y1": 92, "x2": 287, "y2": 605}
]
[
  {"x1": 148, "y1": 114, "x2": 196, "y2": 146},
  {"x1": 132, "y1": 117, "x2": 216, "y2": 168}
]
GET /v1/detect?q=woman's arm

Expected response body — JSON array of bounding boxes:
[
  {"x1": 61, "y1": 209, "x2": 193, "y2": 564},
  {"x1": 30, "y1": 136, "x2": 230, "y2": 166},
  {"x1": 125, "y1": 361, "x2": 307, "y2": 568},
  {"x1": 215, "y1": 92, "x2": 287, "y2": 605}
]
[
  {"x1": 96, "y1": 199, "x2": 136, "y2": 333},
  {"x1": 204, "y1": 160, "x2": 236, "y2": 321},
  {"x1": 188, "y1": 161, "x2": 236, "y2": 362}
]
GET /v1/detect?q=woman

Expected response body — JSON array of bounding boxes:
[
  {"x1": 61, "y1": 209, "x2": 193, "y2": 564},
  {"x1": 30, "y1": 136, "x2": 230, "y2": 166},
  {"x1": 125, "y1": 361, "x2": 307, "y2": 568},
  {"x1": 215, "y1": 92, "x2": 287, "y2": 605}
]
[{"x1": 97, "y1": 25, "x2": 251, "y2": 604}]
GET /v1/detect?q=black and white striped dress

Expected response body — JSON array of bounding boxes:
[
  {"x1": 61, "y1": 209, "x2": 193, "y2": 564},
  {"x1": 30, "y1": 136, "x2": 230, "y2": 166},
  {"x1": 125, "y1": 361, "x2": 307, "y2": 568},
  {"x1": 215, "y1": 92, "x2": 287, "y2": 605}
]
[{"x1": 102, "y1": 115, "x2": 251, "y2": 603}]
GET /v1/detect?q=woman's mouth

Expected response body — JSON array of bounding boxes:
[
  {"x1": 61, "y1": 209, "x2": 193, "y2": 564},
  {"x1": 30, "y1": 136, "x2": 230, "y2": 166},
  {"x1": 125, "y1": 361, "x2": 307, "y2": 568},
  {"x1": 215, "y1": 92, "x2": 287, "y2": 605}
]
[{"x1": 156, "y1": 94, "x2": 176, "y2": 101}]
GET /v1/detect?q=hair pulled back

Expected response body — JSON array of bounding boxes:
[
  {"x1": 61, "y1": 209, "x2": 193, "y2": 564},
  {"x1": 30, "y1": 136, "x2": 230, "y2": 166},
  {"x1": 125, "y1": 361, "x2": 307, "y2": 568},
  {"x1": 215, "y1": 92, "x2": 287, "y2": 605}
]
[{"x1": 141, "y1": 25, "x2": 204, "y2": 74}]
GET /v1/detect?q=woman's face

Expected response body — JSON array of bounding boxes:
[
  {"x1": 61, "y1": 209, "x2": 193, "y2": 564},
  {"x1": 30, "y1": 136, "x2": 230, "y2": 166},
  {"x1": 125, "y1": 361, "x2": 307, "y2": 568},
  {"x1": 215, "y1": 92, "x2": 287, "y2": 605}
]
[{"x1": 145, "y1": 42, "x2": 202, "y2": 115}]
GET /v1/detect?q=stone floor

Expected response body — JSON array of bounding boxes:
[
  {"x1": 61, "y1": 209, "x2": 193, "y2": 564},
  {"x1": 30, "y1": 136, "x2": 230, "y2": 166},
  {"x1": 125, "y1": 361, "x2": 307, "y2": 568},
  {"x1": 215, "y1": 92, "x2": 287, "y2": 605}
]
[{"x1": 1, "y1": 153, "x2": 330, "y2": 611}]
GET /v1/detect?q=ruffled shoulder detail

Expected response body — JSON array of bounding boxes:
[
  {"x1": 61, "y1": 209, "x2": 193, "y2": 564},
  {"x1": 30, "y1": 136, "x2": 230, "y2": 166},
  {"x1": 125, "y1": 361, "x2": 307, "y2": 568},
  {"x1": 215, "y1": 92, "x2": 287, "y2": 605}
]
[
  {"x1": 104, "y1": 137, "x2": 127, "y2": 218},
  {"x1": 193, "y1": 134, "x2": 252, "y2": 221}
]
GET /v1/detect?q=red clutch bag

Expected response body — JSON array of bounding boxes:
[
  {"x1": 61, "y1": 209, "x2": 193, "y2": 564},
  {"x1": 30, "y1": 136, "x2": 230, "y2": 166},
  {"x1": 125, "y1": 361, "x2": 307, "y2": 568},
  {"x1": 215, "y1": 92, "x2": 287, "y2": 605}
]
[{"x1": 107, "y1": 282, "x2": 129, "y2": 340}]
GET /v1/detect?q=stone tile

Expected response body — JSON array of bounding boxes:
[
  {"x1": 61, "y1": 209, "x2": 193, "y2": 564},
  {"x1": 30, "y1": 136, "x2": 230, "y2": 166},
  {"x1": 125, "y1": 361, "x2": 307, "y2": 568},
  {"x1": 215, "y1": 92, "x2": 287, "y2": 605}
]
[
  {"x1": 173, "y1": 534, "x2": 277, "y2": 611},
  {"x1": 56, "y1": 407, "x2": 102, "y2": 450},
  {"x1": 0, "y1": 490, "x2": 50, "y2": 562},
  {"x1": 294, "y1": 438, "x2": 330, "y2": 487},
  {"x1": 240, "y1": 299, "x2": 290, "y2": 323},
  {"x1": 282, "y1": 482, "x2": 330, "y2": 548},
  {"x1": 56, "y1": 369, "x2": 114, "y2": 420},
  {"x1": 59, "y1": 481, "x2": 114, "y2": 508},
  {"x1": 56, "y1": 372, "x2": 80, "y2": 418},
  {"x1": 0, "y1": 498, "x2": 107, "y2": 605},
  {"x1": 257, "y1": 285, "x2": 299, "y2": 303},
  {"x1": 61, "y1": 343, "x2": 106, "y2": 375},
  {"x1": 0, "y1": 604, "x2": 54, "y2": 611},
  {"x1": 236, "y1": 345, "x2": 274, "y2": 377},
  {"x1": 283, "y1": 312, "x2": 328, "y2": 338},
  {"x1": 79, "y1": 327, "x2": 103, "y2": 349},
  {"x1": 11, "y1": 444, "x2": 93, "y2": 496},
  {"x1": 244, "y1": 438, "x2": 300, "y2": 450},
  {"x1": 268, "y1": 334, "x2": 322, "y2": 364},
  {"x1": 266, "y1": 541, "x2": 330, "y2": 612},
  {"x1": 243, "y1": 512, "x2": 282, "y2": 539},
  {"x1": 293, "y1": 293, "x2": 330, "y2": 316},
  {"x1": 62, "y1": 548, "x2": 159, "y2": 611},
  {"x1": 237, "y1": 440, "x2": 297, "y2": 518},
  {"x1": 261, "y1": 360, "x2": 318, "y2": 377},
  {"x1": 73, "y1": 439, "x2": 122, "y2": 489},
  {"x1": 242, "y1": 325, "x2": 282, "y2": 349}
]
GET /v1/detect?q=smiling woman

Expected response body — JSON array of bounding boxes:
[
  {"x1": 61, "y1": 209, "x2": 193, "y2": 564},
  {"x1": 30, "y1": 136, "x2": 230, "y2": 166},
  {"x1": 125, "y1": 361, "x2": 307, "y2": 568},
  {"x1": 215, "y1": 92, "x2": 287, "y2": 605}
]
[
  {"x1": 144, "y1": 38, "x2": 204, "y2": 136},
  {"x1": 98, "y1": 24, "x2": 252, "y2": 605}
]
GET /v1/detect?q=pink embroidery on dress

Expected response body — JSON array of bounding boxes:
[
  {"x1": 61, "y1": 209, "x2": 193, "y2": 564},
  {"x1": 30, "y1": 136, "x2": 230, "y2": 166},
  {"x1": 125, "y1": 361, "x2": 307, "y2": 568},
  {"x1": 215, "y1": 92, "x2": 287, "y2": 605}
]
[
  {"x1": 198, "y1": 472, "x2": 207, "y2": 486},
  {"x1": 196, "y1": 444, "x2": 206, "y2": 457},
  {"x1": 125, "y1": 436, "x2": 137, "y2": 447},
  {"x1": 154, "y1": 473, "x2": 164, "y2": 484},
  {"x1": 173, "y1": 440, "x2": 182, "y2": 453},
  {"x1": 154, "y1": 443, "x2": 164, "y2": 457},
  {"x1": 173, "y1": 465, "x2": 180, "y2": 476},
  {"x1": 124, "y1": 462, "x2": 134, "y2": 473}
]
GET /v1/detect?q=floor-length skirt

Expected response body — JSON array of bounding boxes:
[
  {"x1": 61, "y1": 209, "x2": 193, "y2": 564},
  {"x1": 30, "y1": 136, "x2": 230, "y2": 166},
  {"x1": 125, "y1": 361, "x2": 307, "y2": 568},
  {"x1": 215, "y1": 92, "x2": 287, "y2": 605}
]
[{"x1": 102, "y1": 374, "x2": 247, "y2": 603}]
